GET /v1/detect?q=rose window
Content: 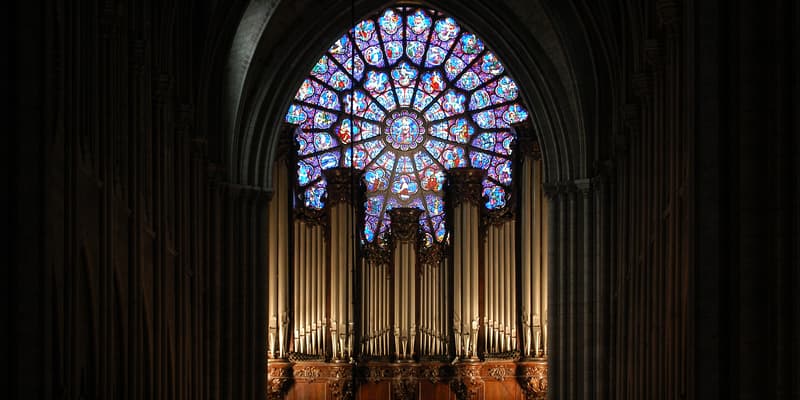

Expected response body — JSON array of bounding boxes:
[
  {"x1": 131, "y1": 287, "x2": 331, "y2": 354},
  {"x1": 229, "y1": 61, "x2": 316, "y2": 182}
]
[{"x1": 285, "y1": 6, "x2": 528, "y2": 246}]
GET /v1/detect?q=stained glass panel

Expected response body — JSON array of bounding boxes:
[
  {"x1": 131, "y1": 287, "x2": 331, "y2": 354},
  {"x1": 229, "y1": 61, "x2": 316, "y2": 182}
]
[{"x1": 285, "y1": 7, "x2": 529, "y2": 245}]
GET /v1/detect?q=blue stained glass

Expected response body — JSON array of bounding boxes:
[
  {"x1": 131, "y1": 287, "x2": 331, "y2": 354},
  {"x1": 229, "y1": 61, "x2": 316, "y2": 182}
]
[
  {"x1": 286, "y1": 104, "x2": 307, "y2": 124},
  {"x1": 305, "y1": 181, "x2": 327, "y2": 209},
  {"x1": 391, "y1": 62, "x2": 418, "y2": 87},
  {"x1": 354, "y1": 19, "x2": 377, "y2": 42},
  {"x1": 418, "y1": 167, "x2": 445, "y2": 192},
  {"x1": 295, "y1": 79, "x2": 316, "y2": 101},
  {"x1": 328, "y1": 71, "x2": 352, "y2": 91},
  {"x1": 407, "y1": 9, "x2": 432, "y2": 34},
  {"x1": 424, "y1": 102, "x2": 446, "y2": 121},
  {"x1": 425, "y1": 194, "x2": 445, "y2": 216},
  {"x1": 395, "y1": 88, "x2": 414, "y2": 107},
  {"x1": 425, "y1": 139, "x2": 447, "y2": 158},
  {"x1": 503, "y1": 104, "x2": 529, "y2": 124},
  {"x1": 363, "y1": 102, "x2": 385, "y2": 122},
  {"x1": 434, "y1": 18, "x2": 460, "y2": 41},
  {"x1": 481, "y1": 52, "x2": 504, "y2": 75},
  {"x1": 470, "y1": 89, "x2": 490, "y2": 110},
  {"x1": 365, "y1": 166, "x2": 390, "y2": 191},
  {"x1": 442, "y1": 145, "x2": 466, "y2": 168},
  {"x1": 363, "y1": 217, "x2": 378, "y2": 242},
  {"x1": 288, "y1": 6, "x2": 529, "y2": 245},
  {"x1": 396, "y1": 156, "x2": 414, "y2": 173},
  {"x1": 455, "y1": 71, "x2": 481, "y2": 90},
  {"x1": 495, "y1": 77, "x2": 518, "y2": 101},
  {"x1": 444, "y1": 57, "x2": 467, "y2": 80},
  {"x1": 483, "y1": 182, "x2": 507, "y2": 209},
  {"x1": 385, "y1": 41, "x2": 403, "y2": 65},
  {"x1": 469, "y1": 151, "x2": 491, "y2": 169},
  {"x1": 426, "y1": 46, "x2": 448, "y2": 67},
  {"x1": 420, "y1": 71, "x2": 446, "y2": 94},
  {"x1": 313, "y1": 132, "x2": 335, "y2": 152},
  {"x1": 297, "y1": 159, "x2": 320, "y2": 186},
  {"x1": 391, "y1": 174, "x2": 419, "y2": 200},
  {"x1": 366, "y1": 195, "x2": 384, "y2": 215},
  {"x1": 342, "y1": 91, "x2": 369, "y2": 115},
  {"x1": 378, "y1": 9, "x2": 402, "y2": 34},
  {"x1": 459, "y1": 33, "x2": 484, "y2": 55},
  {"x1": 441, "y1": 90, "x2": 466, "y2": 116},
  {"x1": 473, "y1": 109, "x2": 496, "y2": 128},
  {"x1": 406, "y1": 41, "x2": 426, "y2": 64},
  {"x1": 489, "y1": 158, "x2": 513, "y2": 184},
  {"x1": 363, "y1": 46, "x2": 384, "y2": 66},
  {"x1": 364, "y1": 71, "x2": 391, "y2": 93},
  {"x1": 318, "y1": 151, "x2": 340, "y2": 169},
  {"x1": 376, "y1": 91, "x2": 397, "y2": 111}
]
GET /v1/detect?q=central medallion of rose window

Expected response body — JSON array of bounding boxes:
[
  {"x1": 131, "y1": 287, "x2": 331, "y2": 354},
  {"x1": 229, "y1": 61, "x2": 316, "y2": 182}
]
[{"x1": 385, "y1": 109, "x2": 425, "y2": 151}]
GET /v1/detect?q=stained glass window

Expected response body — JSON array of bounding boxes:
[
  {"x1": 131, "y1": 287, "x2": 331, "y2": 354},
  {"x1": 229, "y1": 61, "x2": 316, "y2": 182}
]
[{"x1": 286, "y1": 6, "x2": 528, "y2": 246}]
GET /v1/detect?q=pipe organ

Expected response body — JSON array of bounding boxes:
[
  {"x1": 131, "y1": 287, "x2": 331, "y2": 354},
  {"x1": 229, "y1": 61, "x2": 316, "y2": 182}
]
[
  {"x1": 361, "y1": 244, "x2": 391, "y2": 357},
  {"x1": 388, "y1": 208, "x2": 422, "y2": 361},
  {"x1": 267, "y1": 128, "x2": 549, "y2": 399},
  {"x1": 418, "y1": 243, "x2": 449, "y2": 358},
  {"x1": 447, "y1": 168, "x2": 485, "y2": 360},
  {"x1": 484, "y1": 214, "x2": 518, "y2": 355}
]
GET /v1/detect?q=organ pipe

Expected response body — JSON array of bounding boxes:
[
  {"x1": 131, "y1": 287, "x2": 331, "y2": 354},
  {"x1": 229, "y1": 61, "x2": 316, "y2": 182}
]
[
  {"x1": 446, "y1": 168, "x2": 484, "y2": 360},
  {"x1": 324, "y1": 167, "x2": 360, "y2": 361},
  {"x1": 389, "y1": 207, "x2": 422, "y2": 361},
  {"x1": 517, "y1": 131, "x2": 548, "y2": 359}
]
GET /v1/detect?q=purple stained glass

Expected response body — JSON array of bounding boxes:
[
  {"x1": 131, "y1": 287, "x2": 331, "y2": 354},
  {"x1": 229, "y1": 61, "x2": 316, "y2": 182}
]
[
  {"x1": 391, "y1": 174, "x2": 419, "y2": 200},
  {"x1": 418, "y1": 166, "x2": 445, "y2": 192},
  {"x1": 286, "y1": 6, "x2": 529, "y2": 245},
  {"x1": 482, "y1": 182, "x2": 507, "y2": 209},
  {"x1": 305, "y1": 180, "x2": 327, "y2": 209}
]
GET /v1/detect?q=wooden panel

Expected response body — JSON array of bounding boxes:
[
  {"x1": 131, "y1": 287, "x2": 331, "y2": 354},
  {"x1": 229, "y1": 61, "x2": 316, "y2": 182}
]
[
  {"x1": 287, "y1": 382, "x2": 328, "y2": 400},
  {"x1": 356, "y1": 381, "x2": 391, "y2": 399},
  {"x1": 419, "y1": 380, "x2": 455, "y2": 400}
]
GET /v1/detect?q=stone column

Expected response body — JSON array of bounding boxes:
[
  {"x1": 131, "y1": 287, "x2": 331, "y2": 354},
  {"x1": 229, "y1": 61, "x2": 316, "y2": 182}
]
[
  {"x1": 446, "y1": 167, "x2": 485, "y2": 360},
  {"x1": 324, "y1": 167, "x2": 361, "y2": 361},
  {"x1": 388, "y1": 207, "x2": 422, "y2": 361}
]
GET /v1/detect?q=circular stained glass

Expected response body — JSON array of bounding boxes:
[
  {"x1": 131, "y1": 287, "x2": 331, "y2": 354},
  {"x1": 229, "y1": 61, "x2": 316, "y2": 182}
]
[
  {"x1": 385, "y1": 110, "x2": 425, "y2": 150},
  {"x1": 285, "y1": 6, "x2": 529, "y2": 246}
]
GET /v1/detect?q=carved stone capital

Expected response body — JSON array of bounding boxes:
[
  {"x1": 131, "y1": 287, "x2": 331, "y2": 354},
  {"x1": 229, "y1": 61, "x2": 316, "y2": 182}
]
[
  {"x1": 446, "y1": 168, "x2": 485, "y2": 208},
  {"x1": 388, "y1": 207, "x2": 423, "y2": 243},
  {"x1": 324, "y1": 167, "x2": 363, "y2": 207},
  {"x1": 267, "y1": 363, "x2": 292, "y2": 400},
  {"x1": 518, "y1": 364, "x2": 548, "y2": 400}
]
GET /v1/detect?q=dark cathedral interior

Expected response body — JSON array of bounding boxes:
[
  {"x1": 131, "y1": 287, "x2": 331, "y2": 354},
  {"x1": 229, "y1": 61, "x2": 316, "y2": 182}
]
[{"x1": 8, "y1": 0, "x2": 799, "y2": 399}]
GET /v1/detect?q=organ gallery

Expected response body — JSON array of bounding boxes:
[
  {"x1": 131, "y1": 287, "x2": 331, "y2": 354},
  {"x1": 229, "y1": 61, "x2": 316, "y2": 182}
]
[{"x1": 267, "y1": 6, "x2": 549, "y2": 399}]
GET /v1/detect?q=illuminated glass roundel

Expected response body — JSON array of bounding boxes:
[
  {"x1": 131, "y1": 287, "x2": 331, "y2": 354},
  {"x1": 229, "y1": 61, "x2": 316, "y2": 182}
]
[
  {"x1": 386, "y1": 110, "x2": 425, "y2": 150},
  {"x1": 285, "y1": 6, "x2": 529, "y2": 246}
]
